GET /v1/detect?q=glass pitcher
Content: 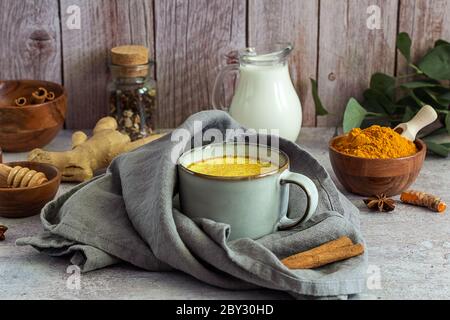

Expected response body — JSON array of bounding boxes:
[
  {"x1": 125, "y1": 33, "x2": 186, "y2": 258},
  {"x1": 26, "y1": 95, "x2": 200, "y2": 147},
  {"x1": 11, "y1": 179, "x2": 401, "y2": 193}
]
[{"x1": 212, "y1": 43, "x2": 302, "y2": 142}]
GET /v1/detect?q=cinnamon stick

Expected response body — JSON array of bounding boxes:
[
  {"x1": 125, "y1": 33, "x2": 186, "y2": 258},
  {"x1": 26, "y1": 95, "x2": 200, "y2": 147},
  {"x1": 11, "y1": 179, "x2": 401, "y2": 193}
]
[
  {"x1": 14, "y1": 97, "x2": 28, "y2": 107},
  {"x1": 281, "y1": 237, "x2": 364, "y2": 269},
  {"x1": 282, "y1": 236, "x2": 353, "y2": 264},
  {"x1": 31, "y1": 87, "x2": 48, "y2": 104},
  {"x1": 46, "y1": 91, "x2": 55, "y2": 101}
]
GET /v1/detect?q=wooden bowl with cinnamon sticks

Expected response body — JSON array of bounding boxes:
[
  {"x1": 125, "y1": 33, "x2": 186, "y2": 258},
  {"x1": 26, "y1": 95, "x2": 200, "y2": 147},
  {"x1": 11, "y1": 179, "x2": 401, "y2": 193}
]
[
  {"x1": 329, "y1": 136, "x2": 426, "y2": 197},
  {"x1": 0, "y1": 80, "x2": 67, "y2": 152},
  {"x1": 0, "y1": 161, "x2": 61, "y2": 218}
]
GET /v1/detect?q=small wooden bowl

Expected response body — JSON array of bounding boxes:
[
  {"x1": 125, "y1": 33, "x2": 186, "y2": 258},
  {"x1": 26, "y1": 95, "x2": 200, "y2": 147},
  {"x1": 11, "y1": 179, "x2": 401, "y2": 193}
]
[
  {"x1": 0, "y1": 161, "x2": 61, "y2": 218},
  {"x1": 0, "y1": 80, "x2": 67, "y2": 152},
  {"x1": 329, "y1": 136, "x2": 426, "y2": 197}
]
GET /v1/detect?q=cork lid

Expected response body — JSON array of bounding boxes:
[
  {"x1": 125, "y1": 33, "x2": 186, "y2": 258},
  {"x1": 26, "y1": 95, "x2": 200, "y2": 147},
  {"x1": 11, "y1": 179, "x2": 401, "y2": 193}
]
[{"x1": 111, "y1": 45, "x2": 149, "y2": 66}]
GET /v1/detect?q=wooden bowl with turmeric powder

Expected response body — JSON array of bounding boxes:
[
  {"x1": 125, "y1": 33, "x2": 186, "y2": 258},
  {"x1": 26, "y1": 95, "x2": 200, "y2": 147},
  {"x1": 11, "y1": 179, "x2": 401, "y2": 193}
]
[
  {"x1": 0, "y1": 80, "x2": 67, "y2": 152},
  {"x1": 329, "y1": 126, "x2": 427, "y2": 197}
]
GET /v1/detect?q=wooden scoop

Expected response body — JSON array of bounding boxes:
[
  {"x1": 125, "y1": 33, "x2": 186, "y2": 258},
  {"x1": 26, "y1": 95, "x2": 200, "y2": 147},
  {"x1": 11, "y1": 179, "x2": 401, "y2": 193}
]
[
  {"x1": 0, "y1": 163, "x2": 48, "y2": 188},
  {"x1": 394, "y1": 105, "x2": 438, "y2": 141}
]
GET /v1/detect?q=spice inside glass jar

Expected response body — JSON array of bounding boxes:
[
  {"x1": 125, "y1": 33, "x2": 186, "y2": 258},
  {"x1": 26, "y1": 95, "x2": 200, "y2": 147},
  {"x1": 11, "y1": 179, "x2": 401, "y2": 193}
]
[{"x1": 108, "y1": 45, "x2": 157, "y2": 141}]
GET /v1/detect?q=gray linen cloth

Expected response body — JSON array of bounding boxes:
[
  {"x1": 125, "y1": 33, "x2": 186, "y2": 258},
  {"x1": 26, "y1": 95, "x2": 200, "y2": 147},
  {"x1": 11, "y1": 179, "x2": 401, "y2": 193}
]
[{"x1": 17, "y1": 110, "x2": 367, "y2": 298}]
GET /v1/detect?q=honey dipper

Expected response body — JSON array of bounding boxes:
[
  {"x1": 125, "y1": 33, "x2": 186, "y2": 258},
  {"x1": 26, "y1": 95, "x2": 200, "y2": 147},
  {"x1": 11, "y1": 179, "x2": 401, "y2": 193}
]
[{"x1": 0, "y1": 163, "x2": 48, "y2": 188}]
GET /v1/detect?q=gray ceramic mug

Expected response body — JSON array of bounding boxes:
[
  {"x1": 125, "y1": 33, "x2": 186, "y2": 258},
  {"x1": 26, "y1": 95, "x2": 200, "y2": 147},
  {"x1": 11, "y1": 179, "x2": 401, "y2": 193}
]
[{"x1": 178, "y1": 143, "x2": 319, "y2": 240}]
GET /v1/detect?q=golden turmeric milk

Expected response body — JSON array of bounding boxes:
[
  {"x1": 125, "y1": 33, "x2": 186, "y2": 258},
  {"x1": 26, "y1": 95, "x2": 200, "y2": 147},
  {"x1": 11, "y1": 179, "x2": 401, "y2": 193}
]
[
  {"x1": 334, "y1": 125, "x2": 417, "y2": 159},
  {"x1": 187, "y1": 156, "x2": 277, "y2": 177}
]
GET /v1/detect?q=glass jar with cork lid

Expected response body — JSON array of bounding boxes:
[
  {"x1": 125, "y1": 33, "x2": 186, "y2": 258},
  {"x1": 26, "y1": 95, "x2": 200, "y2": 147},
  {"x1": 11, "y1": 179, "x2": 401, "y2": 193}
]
[{"x1": 108, "y1": 45, "x2": 157, "y2": 141}]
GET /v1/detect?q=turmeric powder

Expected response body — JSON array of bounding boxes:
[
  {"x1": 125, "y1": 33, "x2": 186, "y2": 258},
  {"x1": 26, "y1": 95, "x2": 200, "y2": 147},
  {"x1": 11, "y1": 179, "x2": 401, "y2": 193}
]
[{"x1": 334, "y1": 125, "x2": 417, "y2": 159}]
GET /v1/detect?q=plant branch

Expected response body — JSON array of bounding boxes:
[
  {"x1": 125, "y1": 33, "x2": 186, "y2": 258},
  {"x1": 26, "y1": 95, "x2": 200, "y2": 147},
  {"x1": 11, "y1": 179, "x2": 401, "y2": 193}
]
[
  {"x1": 409, "y1": 64, "x2": 424, "y2": 74},
  {"x1": 396, "y1": 73, "x2": 419, "y2": 80}
]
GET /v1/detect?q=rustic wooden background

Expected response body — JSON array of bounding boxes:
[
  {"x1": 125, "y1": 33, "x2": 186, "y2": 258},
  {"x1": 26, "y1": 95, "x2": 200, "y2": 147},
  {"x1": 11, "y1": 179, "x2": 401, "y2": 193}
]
[{"x1": 1, "y1": 0, "x2": 450, "y2": 129}]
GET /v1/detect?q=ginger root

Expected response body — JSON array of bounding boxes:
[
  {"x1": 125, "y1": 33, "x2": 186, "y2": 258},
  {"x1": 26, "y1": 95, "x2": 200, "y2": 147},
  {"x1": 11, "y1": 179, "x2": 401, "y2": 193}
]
[{"x1": 28, "y1": 117, "x2": 165, "y2": 182}]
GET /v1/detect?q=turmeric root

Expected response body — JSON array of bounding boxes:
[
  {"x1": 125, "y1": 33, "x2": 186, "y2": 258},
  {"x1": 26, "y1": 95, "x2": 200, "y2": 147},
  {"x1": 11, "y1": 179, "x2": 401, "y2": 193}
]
[
  {"x1": 28, "y1": 117, "x2": 165, "y2": 182},
  {"x1": 401, "y1": 190, "x2": 447, "y2": 213}
]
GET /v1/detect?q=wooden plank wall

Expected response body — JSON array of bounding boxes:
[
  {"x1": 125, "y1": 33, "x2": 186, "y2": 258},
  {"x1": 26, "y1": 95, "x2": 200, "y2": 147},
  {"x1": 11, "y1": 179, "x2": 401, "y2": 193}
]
[
  {"x1": 248, "y1": 0, "x2": 319, "y2": 127},
  {"x1": 398, "y1": 0, "x2": 450, "y2": 75},
  {"x1": 1, "y1": 0, "x2": 450, "y2": 129},
  {"x1": 155, "y1": 0, "x2": 246, "y2": 128},
  {"x1": 60, "y1": 0, "x2": 154, "y2": 128},
  {"x1": 0, "y1": 0, "x2": 61, "y2": 83},
  {"x1": 317, "y1": 0, "x2": 399, "y2": 126}
]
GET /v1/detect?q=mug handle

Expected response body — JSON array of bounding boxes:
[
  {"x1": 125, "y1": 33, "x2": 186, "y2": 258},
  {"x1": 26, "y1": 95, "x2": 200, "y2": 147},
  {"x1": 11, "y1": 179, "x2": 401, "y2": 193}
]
[
  {"x1": 278, "y1": 171, "x2": 319, "y2": 230},
  {"x1": 212, "y1": 63, "x2": 240, "y2": 111}
]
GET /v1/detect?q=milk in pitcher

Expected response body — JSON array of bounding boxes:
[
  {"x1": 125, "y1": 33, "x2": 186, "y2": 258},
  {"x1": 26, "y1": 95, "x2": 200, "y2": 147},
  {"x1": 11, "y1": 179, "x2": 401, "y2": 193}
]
[{"x1": 213, "y1": 43, "x2": 302, "y2": 142}]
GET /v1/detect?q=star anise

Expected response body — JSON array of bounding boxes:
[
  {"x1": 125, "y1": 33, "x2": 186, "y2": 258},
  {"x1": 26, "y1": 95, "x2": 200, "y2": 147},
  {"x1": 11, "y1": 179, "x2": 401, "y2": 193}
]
[
  {"x1": 0, "y1": 225, "x2": 8, "y2": 241},
  {"x1": 364, "y1": 194, "x2": 396, "y2": 212}
]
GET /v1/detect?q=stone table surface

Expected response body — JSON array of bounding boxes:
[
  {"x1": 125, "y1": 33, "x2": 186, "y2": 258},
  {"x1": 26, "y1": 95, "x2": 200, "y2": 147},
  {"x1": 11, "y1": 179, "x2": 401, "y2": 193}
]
[{"x1": 1, "y1": 128, "x2": 449, "y2": 300}]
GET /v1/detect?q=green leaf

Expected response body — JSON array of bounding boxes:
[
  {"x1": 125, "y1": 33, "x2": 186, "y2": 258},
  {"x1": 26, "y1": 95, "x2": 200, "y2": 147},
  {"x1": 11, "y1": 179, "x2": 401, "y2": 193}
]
[
  {"x1": 400, "y1": 81, "x2": 440, "y2": 89},
  {"x1": 442, "y1": 143, "x2": 450, "y2": 149},
  {"x1": 422, "y1": 127, "x2": 449, "y2": 139},
  {"x1": 409, "y1": 89, "x2": 426, "y2": 107},
  {"x1": 418, "y1": 44, "x2": 450, "y2": 80},
  {"x1": 343, "y1": 98, "x2": 368, "y2": 133},
  {"x1": 362, "y1": 96, "x2": 387, "y2": 114},
  {"x1": 424, "y1": 141, "x2": 450, "y2": 157},
  {"x1": 363, "y1": 89, "x2": 386, "y2": 114},
  {"x1": 370, "y1": 73, "x2": 396, "y2": 99},
  {"x1": 397, "y1": 32, "x2": 412, "y2": 63},
  {"x1": 435, "y1": 39, "x2": 450, "y2": 47},
  {"x1": 402, "y1": 106, "x2": 415, "y2": 123},
  {"x1": 364, "y1": 89, "x2": 397, "y2": 114},
  {"x1": 396, "y1": 95, "x2": 422, "y2": 110},
  {"x1": 422, "y1": 88, "x2": 450, "y2": 107},
  {"x1": 310, "y1": 78, "x2": 329, "y2": 116},
  {"x1": 446, "y1": 113, "x2": 450, "y2": 135},
  {"x1": 437, "y1": 91, "x2": 450, "y2": 105},
  {"x1": 413, "y1": 88, "x2": 450, "y2": 110}
]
